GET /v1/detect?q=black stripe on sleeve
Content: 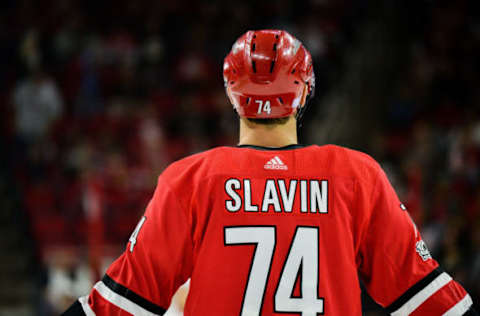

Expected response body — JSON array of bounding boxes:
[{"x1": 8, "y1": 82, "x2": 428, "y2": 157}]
[
  {"x1": 464, "y1": 307, "x2": 479, "y2": 316},
  {"x1": 385, "y1": 267, "x2": 443, "y2": 313},
  {"x1": 102, "y1": 274, "x2": 167, "y2": 315},
  {"x1": 61, "y1": 300, "x2": 86, "y2": 315}
]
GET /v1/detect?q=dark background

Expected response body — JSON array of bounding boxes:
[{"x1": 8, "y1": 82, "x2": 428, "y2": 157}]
[{"x1": 1, "y1": 0, "x2": 479, "y2": 314}]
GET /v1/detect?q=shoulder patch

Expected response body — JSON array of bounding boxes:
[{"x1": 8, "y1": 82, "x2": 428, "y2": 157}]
[{"x1": 415, "y1": 240, "x2": 432, "y2": 261}]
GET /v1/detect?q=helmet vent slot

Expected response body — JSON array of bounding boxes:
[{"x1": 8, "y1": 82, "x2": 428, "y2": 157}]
[
  {"x1": 269, "y1": 61, "x2": 275, "y2": 73},
  {"x1": 294, "y1": 80, "x2": 300, "y2": 84},
  {"x1": 273, "y1": 43, "x2": 277, "y2": 51},
  {"x1": 291, "y1": 69, "x2": 296, "y2": 74},
  {"x1": 277, "y1": 97, "x2": 284, "y2": 104},
  {"x1": 252, "y1": 43, "x2": 256, "y2": 52},
  {"x1": 246, "y1": 97, "x2": 251, "y2": 104},
  {"x1": 252, "y1": 60, "x2": 257, "y2": 73}
]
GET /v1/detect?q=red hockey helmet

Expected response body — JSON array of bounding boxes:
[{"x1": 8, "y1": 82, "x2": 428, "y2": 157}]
[{"x1": 223, "y1": 30, "x2": 315, "y2": 118}]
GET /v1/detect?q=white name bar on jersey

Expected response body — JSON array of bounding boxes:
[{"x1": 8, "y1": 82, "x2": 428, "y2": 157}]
[{"x1": 225, "y1": 178, "x2": 328, "y2": 214}]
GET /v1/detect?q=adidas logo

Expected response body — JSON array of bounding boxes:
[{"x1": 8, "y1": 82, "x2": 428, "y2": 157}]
[{"x1": 264, "y1": 156, "x2": 288, "y2": 170}]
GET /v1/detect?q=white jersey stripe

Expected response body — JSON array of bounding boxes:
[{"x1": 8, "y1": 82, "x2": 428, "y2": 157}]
[
  {"x1": 78, "y1": 295, "x2": 96, "y2": 316},
  {"x1": 93, "y1": 281, "x2": 159, "y2": 316},
  {"x1": 442, "y1": 294, "x2": 473, "y2": 316},
  {"x1": 391, "y1": 272, "x2": 452, "y2": 316}
]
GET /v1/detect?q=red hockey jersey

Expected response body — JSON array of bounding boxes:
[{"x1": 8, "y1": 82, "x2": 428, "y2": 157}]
[{"x1": 65, "y1": 144, "x2": 474, "y2": 316}]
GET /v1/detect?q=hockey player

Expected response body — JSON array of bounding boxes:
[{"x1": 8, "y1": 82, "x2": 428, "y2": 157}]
[{"x1": 64, "y1": 30, "x2": 477, "y2": 316}]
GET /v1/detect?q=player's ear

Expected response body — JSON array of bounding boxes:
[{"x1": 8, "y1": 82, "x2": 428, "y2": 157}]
[
  {"x1": 227, "y1": 87, "x2": 241, "y2": 117},
  {"x1": 226, "y1": 86, "x2": 235, "y2": 107}
]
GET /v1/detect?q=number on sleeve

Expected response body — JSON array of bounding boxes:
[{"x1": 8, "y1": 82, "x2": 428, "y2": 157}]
[
  {"x1": 224, "y1": 226, "x2": 324, "y2": 316},
  {"x1": 128, "y1": 216, "x2": 146, "y2": 252}
]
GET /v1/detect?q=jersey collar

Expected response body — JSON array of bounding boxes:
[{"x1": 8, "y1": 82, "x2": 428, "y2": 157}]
[{"x1": 236, "y1": 144, "x2": 307, "y2": 151}]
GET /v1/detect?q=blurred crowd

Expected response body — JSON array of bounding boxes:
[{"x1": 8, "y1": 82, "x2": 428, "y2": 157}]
[
  {"x1": 372, "y1": 0, "x2": 480, "y2": 305},
  {"x1": 2, "y1": 0, "x2": 360, "y2": 314},
  {"x1": 1, "y1": 0, "x2": 479, "y2": 314}
]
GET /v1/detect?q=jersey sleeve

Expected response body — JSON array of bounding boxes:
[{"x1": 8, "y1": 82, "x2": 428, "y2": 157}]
[
  {"x1": 63, "y1": 173, "x2": 194, "y2": 316},
  {"x1": 358, "y1": 165, "x2": 475, "y2": 316}
]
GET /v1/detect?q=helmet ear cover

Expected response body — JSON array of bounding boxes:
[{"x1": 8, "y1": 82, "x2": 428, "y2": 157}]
[{"x1": 223, "y1": 29, "x2": 315, "y2": 119}]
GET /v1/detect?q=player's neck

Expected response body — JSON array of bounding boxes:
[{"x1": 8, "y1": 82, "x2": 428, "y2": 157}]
[{"x1": 238, "y1": 117, "x2": 298, "y2": 148}]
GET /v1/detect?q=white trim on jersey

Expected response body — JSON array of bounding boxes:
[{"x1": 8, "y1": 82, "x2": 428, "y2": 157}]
[
  {"x1": 391, "y1": 272, "x2": 452, "y2": 316},
  {"x1": 78, "y1": 295, "x2": 96, "y2": 316},
  {"x1": 442, "y1": 294, "x2": 473, "y2": 316},
  {"x1": 93, "y1": 281, "x2": 159, "y2": 316}
]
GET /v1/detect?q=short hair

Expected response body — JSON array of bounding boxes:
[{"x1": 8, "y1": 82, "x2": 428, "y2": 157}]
[{"x1": 246, "y1": 117, "x2": 290, "y2": 125}]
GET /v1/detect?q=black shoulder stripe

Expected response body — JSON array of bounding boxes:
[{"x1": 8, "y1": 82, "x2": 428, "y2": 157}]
[
  {"x1": 61, "y1": 300, "x2": 86, "y2": 315},
  {"x1": 464, "y1": 307, "x2": 480, "y2": 316},
  {"x1": 102, "y1": 274, "x2": 167, "y2": 315},
  {"x1": 386, "y1": 267, "x2": 443, "y2": 313}
]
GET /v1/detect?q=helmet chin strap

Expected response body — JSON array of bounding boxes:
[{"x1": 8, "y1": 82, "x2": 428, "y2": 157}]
[
  {"x1": 295, "y1": 104, "x2": 307, "y2": 128},
  {"x1": 295, "y1": 84, "x2": 310, "y2": 127}
]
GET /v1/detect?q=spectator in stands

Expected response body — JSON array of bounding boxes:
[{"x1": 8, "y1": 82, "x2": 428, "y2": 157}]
[{"x1": 12, "y1": 68, "x2": 63, "y2": 143}]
